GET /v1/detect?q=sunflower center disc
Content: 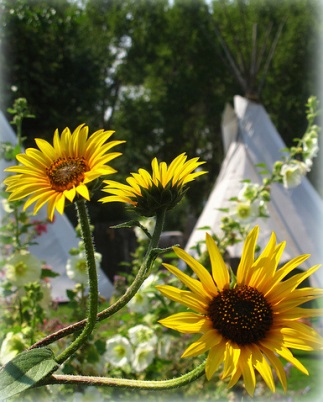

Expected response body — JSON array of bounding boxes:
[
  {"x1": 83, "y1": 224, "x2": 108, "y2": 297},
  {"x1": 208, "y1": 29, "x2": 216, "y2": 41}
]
[
  {"x1": 47, "y1": 157, "x2": 89, "y2": 192},
  {"x1": 208, "y1": 285, "x2": 273, "y2": 345}
]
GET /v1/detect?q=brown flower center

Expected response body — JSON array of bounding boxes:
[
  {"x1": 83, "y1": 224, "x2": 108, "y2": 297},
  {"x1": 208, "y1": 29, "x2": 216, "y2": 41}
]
[
  {"x1": 46, "y1": 157, "x2": 89, "y2": 192},
  {"x1": 208, "y1": 285, "x2": 273, "y2": 345}
]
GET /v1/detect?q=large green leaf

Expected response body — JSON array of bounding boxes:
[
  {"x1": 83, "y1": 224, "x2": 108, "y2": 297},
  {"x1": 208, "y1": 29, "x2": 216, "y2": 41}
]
[{"x1": 0, "y1": 347, "x2": 59, "y2": 399}]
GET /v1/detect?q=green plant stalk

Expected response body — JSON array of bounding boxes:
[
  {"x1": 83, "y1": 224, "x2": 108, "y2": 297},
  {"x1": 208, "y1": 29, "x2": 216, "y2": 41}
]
[
  {"x1": 13, "y1": 204, "x2": 22, "y2": 249},
  {"x1": 29, "y1": 208, "x2": 166, "y2": 350},
  {"x1": 55, "y1": 200, "x2": 98, "y2": 364},
  {"x1": 46, "y1": 360, "x2": 206, "y2": 390}
]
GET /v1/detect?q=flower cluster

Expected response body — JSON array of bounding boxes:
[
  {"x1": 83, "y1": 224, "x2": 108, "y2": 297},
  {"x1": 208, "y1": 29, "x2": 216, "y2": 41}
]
[
  {"x1": 278, "y1": 96, "x2": 320, "y2": 189},
  {"x1": 230, "y1": 182, "x2": 269, "y2": 223},
  {"x1": 104, "y1": 324, "x2": 166, "y2": 373}
]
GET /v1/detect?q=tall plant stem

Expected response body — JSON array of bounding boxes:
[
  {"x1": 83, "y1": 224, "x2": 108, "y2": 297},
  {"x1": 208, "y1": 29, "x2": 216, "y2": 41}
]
[{"x1": 55, "y1": 200, "x2": 98, "y2": 364}]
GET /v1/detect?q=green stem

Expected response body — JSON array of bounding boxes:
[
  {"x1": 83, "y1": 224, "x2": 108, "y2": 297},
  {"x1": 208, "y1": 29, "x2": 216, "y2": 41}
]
[
  {"x1": 13, "y1": 205, "x2": 22, "y2": 249},
  {"x1": 46, "y1": 360, "x2": 206, "y2": 390},
  {"x1": 30, "y1": 209, "x2": 166, "y2": 350},
  {"x1": 55, "y1": 200, "x2": 98, "y2": 364}
]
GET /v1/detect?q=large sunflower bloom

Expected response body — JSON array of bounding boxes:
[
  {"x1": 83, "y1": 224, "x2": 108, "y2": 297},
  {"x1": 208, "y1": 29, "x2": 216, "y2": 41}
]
[
  {"x1": 4, "y1": 124, "x2": 125, "y2": 220},
  {"x1": 99, "y1": 153, "x2": 206, "y2": 216},
  {"x1": 156, "y1": 226, "x2": 323, "y2": 396}
]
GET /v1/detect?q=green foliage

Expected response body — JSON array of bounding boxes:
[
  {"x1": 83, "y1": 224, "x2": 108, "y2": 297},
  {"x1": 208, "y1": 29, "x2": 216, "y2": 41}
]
[
  {"x1": 2, "y1": 0, "x2": 319, "y2": 219},
  {"x1": 0, "y1": 347, "x2": 58, "y2": 400}
]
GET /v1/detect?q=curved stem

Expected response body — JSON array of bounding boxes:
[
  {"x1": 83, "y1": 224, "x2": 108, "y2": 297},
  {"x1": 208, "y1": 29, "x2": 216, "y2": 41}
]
[
  {"x1": 55, "y1": 200, "x2": 98, "y2": 364},
  {"x1": 46, "y1": 360, "x2": 206, "y2": 390},
  {"x1": 30, "y1": 209, "x2": 166, "y2": 350}
]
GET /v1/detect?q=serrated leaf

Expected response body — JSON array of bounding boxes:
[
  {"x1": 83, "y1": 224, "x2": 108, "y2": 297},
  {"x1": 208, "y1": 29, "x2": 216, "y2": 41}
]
[{"x1": 0, "y1": 347, "x2": 59, "y2": 399}]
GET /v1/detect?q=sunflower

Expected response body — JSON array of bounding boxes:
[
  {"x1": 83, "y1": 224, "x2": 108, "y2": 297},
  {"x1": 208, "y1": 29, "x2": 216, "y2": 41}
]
[
  {"x1": 4, "y1": 124, "x2": 125, "y2": 220},
  {"x1": 156, "y1": 226, "x2": 323, "y2": 396},
  {"x1": 99, "y1": 153, "x2": 206, "y2": 216}
]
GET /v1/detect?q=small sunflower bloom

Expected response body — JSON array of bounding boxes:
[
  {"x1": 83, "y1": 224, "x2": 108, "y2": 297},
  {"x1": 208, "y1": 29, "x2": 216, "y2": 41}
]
[
  {"x1": 4, "y1": 124, "x2": 125, "y2": 220},
  {"x1": 99, "y1": 153, "x2": 206, "y2": 216},
  {"x1": 156, "y1": 226, "x2": 323, "y2": 396}
]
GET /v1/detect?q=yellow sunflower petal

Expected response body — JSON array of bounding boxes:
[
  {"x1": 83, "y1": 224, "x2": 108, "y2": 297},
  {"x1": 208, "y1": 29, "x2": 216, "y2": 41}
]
[
  {"x1": 34, "y1": 138, "x2": 57, "y2": 160},
  {"x1": 64, "y1": 187, "x2": 76, "y2": 202},
  {"x1": 236, "y1": 226, "x2": 259, "y2": 284},
  {"x1": 55, "y1": 193, "x2": 65, "y2": 215},
  {"x1": 158, "y1": 312, "x2": 210, "y2": 334},
  {"x1": 226, "y1": 367, "x2": 242, "y2": 390},
  {"x1": 155, "y1": 285, "x2": 208, "y2": 313},
  {"x1": 181, "y1": 329, "x2": 222, "y2": 358},
  {"x1": 238, "y1": 346, "x2": 256, "y2": 396},
  {"x1": 264, "y1": 254, "x2": 311, "y2": 296},
  {"x1": 261, "y1": 334, "x2": 309, "y2": 375},
  {"x1": 221, "y1": 343, "x2": 241, "y2": 379},
  {"x1": 162, "y1": 263, "x2": 212, "y2": 302},
  {"x1": 251, "y1": 345, "x2": 275, "y2": 393},
  {"x1": 205, "y1": 340, "x2": 226, "y2": 380},
  {"x1": 267, "y1": 264, "x2": 321, "y2": 304},
  {"x1": 76, "y1": 183, "x2": 90, "y2": 200},
  {"x1": 260, "y1": 345, "x2": 287, "y2": 392},
  {"x1": 206, "y1": 233, "x2": 230, "y2": 291},
  {"x1": 172, "y1": 246, "x2": 218, "y2": 296}
]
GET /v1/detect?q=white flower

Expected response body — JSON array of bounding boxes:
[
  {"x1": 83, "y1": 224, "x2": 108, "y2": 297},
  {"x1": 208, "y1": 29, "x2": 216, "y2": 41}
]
[
  {"x1": 128, "y1": 324, "x2": 158, "y2": 347},
  {"x1": 73, "y1": 386, "x2": 104, "y2": 402},
  {"x1": 5, "y1": 251, "x2": 42, "y2": 287},
  {"x1": 132, "y1": 342, "x2": 155, "y2": 373},
  {"x1": 231, "y1": 201, "x2": 259, "y2": 223},
  {"x1": 127, "y1": 290, "x2": 150, "y2": 314},
  {"x1": 134, "y1": 217, "x2": 156, "y2": 241},
  {"x1": 140, "y1": 273, "x2": 162, "y2": 291},
  {"x1": 280, "y1": 161, "x2": 308, "y2": 189},
  {"x1": 104, "y1": 335, "x2": 133, "y2": 368},
  {"x1": 238, "y1": 182, "x2": 259, "y2": 201},
  {"x1": 66, "y1": 252, "x2": 102, "y2": 285},
  {"x1": 127, "y1": 274, "x2": 163, "y2": 313},
  {"x1": 1, "y1": 198, "x2": 14, "y2": 213},
  {"x1": 303, "y1": 129, "x2": 319, "y2": 169},
  {"x1": 157, "y1": 335, "x2": 173, "y2": 359},
  {"x1": 0, "y1": 332, "x2": 26, "y2": 365}
]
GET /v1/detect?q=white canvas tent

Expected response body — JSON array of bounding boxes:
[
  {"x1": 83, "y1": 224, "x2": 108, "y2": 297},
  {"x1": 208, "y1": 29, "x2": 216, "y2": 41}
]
[
  {"x1": 185, "y1": 96, "x2": 323, "y2": 288},
  {"x1": 0, "y1": 111, "x2": 114, "y2": 300}
]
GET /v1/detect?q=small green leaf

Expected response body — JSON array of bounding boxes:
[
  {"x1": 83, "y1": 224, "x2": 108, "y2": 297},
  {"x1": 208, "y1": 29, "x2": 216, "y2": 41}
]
[
  {"x1": 41, "y1": 268, "x2": 60, "y2": 279},
  {"x1": 110, "y1": 220, "x2": 140, "y2": 229},
  {"x1": 0, "y1": 347, "x2": 59, "y2": 399}
]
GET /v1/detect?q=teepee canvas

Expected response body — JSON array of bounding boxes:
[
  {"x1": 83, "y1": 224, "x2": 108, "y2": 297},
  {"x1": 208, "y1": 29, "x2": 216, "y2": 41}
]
[
  {"x1": 0, "y1": 111, "x2": 114, "y2": 300},
  {"x1": 185, "y1": 96, "x2": 323, "y2": 287}
]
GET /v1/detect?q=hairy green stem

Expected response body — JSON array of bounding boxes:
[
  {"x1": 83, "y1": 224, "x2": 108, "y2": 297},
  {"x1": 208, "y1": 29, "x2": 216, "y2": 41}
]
[
  {"x1": 55, "y1": 200, "x2": 98, "y2": 364},
  {"x1": 46, "y1": 360, "x2": 206, "y2": 390},
  {"x1": 30, "y1": 209, "x2": 166, "y2": 350}
]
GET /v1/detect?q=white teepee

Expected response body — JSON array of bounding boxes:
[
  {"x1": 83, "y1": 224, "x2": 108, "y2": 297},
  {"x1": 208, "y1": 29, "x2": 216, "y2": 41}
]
[
  {"x1": 0, "y1": 111, "x2": 114, "y2": 300},
  {"x1": 185, "y1": 96, "x2": 323, "y2": 287}
]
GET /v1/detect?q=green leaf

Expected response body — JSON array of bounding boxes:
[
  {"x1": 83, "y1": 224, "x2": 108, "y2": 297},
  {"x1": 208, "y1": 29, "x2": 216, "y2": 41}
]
[
  {"x1": 110, "y1": 220, "x2": 140, "y2": 229},
  {"x1": 41, "y1": 268, "x2": 60, "y2": 279},
  {"x1": 0, "y1": 347, "x2": 59, "y2": 399}
]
